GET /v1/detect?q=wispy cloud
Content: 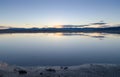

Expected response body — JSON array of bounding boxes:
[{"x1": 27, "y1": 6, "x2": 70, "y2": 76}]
[
  {"x1": 0, "y1": 26, "x2": 10, "y2": 29},
  {"x1": 53, "y1": 21, "x2": 119, "y2": 28}
]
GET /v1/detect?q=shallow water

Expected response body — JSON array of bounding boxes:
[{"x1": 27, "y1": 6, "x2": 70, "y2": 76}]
[{"x1": 0, "y1": 33, "x2": 120, "y2": 66}]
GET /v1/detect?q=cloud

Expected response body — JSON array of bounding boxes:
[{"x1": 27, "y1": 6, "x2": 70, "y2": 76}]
[
  {"x1": 0, "y1": 26, "x2": 10, "y2": 29},
  {"x1": 90, "y1": 22, "x2": 107, "y2": 25},
  {"x1": 61, "y1": 25, "x2": 89, "y2": 28},
  {"x1": 54, "y1": 21, "x2": 115, "y2": 28},
  {"x1": 84, "y1": 22, "x2": 110, "y2": 28}
]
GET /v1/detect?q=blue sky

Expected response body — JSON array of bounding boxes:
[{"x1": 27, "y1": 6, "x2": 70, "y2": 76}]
[{"x1": 0, "y1": 0, "x2": 120, "y2": 27}]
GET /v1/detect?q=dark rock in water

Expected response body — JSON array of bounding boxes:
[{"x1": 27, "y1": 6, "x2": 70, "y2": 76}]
[
  {"x1": 64, "y1": 67, "x2": 68, "y2": 70},
  {"x1": 60, "y1": 66, "x2": 68, "y2": 70},
  {"x1": 45, "y1": 68, "x2": 56, "y2": 72},
  {"x1": 40, "y1": 72, "x2": 43, "y2": 75},
  {"x1": 14, "y1": 67, "x2": 21, "y2": 72},
  {"x1": 18, "y1": 70, "x2": 27, "y2": 75}
]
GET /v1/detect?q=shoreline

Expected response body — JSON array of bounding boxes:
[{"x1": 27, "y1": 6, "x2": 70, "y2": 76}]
[{"x1": 0, "y1": 63, "x2": 120, "y2": 77}]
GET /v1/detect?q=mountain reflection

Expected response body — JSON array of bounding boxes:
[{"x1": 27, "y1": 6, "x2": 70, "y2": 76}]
[
  {"x1": 0, "y1": 32, "x2": 120, "y2": 40},
  {"x1": 54, "y1": 32, "x2": 106, "y2": 39}
]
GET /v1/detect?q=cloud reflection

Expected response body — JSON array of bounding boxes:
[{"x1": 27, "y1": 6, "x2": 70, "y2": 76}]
[{"x1": 53, "y1": 32, "x2": 106, "y2": 39}]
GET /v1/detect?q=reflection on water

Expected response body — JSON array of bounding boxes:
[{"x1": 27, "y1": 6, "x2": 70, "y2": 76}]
[
  {"x1": 53, "y1": 32, "x2": 114, "y2": 39},
  {"x1": 0, "y1": 33, "x2": 120, "y2": 66},
  {"x1": 55, "y1": 33, "x2": 106, "y2": 39}
]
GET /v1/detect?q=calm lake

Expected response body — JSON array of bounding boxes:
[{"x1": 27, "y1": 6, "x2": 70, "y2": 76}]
[{"x1": 0, "y1": 33, "x2": 120, "y2": 66}]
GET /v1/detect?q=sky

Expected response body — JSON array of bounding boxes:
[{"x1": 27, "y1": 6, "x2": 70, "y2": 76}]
[{"x1": 0, "y1": 0, "x2": 120, "y2": 27}]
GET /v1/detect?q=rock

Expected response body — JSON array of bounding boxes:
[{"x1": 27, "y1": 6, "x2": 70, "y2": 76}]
[
  {"x1": 64, "y1": 67, "x2": 68, "y2": 70},
  {"x1": 18, "y1": 70, "x2": 27, "y2": 75},
  {"x1": 45, "y1": 68, "x2": 56, "y2": 72},
  {"x1": 40, "y1": 72, "x2": 43, "y2": 75}
]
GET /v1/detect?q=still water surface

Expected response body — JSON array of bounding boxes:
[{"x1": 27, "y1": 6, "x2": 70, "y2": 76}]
[{"x1": 0, "y1": 33, "x2": 120, "y2": 66}]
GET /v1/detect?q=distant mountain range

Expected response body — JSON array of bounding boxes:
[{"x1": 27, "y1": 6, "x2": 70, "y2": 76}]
[{"x1": 0, "y1": 26, "x2": 120, "y2": 34}]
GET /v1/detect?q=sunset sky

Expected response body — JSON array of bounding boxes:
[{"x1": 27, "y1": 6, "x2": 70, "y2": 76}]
[{"x1": 0, "y1": 0, "x2": 120, "y2": 27}]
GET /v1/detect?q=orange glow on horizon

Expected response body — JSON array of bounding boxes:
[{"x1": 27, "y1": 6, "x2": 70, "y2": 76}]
[{"x1": 54, "y1": 25, "x2": 63, "y2": 28}]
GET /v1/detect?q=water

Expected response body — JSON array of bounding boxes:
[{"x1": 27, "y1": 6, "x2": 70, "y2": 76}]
[{"x1": 0, "y1": 33, "x2": 120, "y2": 66}]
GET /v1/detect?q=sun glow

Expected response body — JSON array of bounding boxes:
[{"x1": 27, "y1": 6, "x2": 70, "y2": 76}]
[
  {"x1": 54, "y1": 25, "x2": 63, "y2": 28},
  {"x1": 54, "y1": 33, "x2": 63, "y2": 36}
]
